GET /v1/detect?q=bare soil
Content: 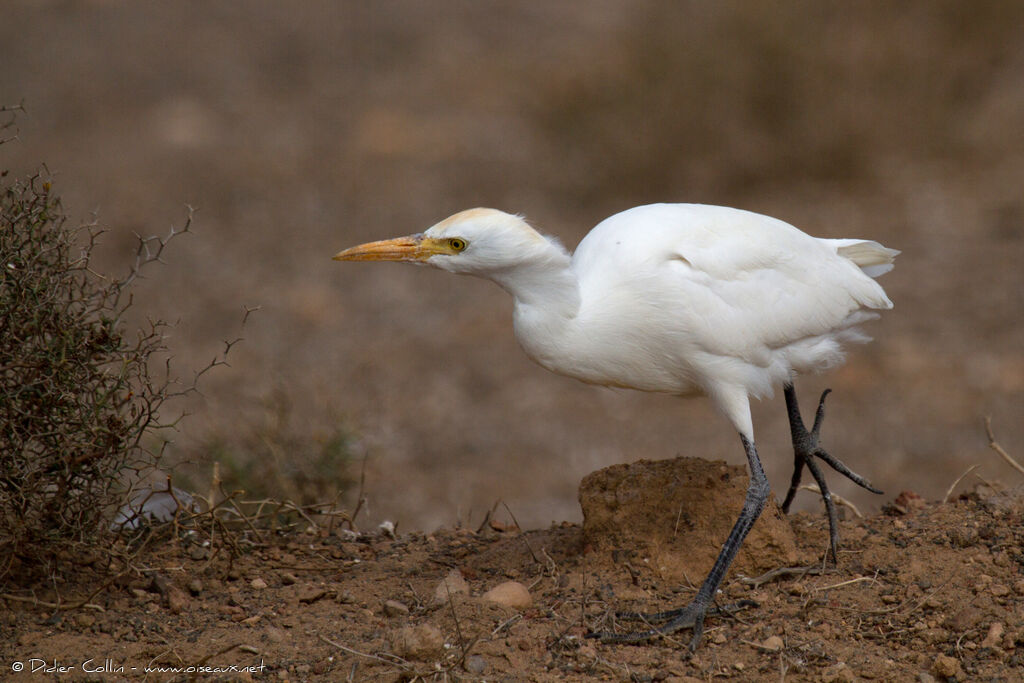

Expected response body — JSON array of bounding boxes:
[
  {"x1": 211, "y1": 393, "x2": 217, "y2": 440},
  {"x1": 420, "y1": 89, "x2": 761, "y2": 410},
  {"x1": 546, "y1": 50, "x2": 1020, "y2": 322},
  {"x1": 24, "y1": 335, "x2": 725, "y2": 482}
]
[
  {"x1": 3, "y1": 462, "x2": 1022, "y2": 682},
  {"x1": 2, "y1": 2, "x2": 1023, "y2": 681}
]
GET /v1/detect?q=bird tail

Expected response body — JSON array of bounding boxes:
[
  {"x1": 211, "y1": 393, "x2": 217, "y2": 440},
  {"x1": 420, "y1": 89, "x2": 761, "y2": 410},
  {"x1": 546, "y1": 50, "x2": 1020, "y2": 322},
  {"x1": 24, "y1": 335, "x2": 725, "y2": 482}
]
[{"x1": 833, "y1": 240, "x2": 900, "y2": 278}]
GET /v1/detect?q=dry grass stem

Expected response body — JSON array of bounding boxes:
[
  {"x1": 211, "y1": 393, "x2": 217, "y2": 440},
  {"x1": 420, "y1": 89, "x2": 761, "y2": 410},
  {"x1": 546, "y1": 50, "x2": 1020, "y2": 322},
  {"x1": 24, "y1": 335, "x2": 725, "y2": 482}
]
[
  {"x1": 797, "y1": 484, "x2": 864, "y2": 517},
  {"x1": 985, "y1": 417, "x2": 1024, "y2": 476},
  {"x1": 943, "y1": 464, "x2": 981, "y2": 503}
]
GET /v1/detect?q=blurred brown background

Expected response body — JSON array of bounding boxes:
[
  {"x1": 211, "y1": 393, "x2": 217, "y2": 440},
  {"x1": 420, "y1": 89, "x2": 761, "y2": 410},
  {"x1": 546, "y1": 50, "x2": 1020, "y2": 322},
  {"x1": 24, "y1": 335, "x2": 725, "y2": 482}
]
[{"x1": 2, "y1": 1, "x2": 1021, "y2": 531}]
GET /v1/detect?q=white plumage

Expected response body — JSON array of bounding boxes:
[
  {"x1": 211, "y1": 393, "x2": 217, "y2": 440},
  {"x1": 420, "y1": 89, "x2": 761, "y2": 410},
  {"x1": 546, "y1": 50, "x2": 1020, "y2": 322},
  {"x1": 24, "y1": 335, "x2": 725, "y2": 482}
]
[{"x1": 334, "y1": 202, "x2": 897, "y2": 650}]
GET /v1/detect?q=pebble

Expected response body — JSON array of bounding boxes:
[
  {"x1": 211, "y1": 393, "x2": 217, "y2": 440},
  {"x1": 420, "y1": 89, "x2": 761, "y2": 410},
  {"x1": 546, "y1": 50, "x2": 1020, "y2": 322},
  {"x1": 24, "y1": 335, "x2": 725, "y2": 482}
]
[
  {"x1": 388, "y1": 624, "x2": 444, "y2": 660},
  {"x1": 930, "y1": 654, "x2": 961, "y2": 679},
  {"x1": 74, "y1": 613, "x2": 96, "y2": 628},
  {"x1": 250, "y1": 578, "x2": 268, "y2": 590},
  {"x1": 383, "y1": 599, "x2": 410, "y2": 617},
  {"x1": 761, "y1": 635, "x2": 784, "y2": 651},
  {"x1": 187, "y1": 578, "x2": 203, "y2": 596},
  {"x1": 481, "y1": 581, "x2": 532, "y2": 609},
  {"x1": 165, "y1": 586, "x2": 188, "y2": 614},
  {"x1": 280, "y1": 572, "x2": 298, "y2": 586},
  {"x1": 981, "y1": 621, "x2": 1004, "y2": 649},
  {"x1": 944, "y1": 606, "x2": 982, "y2": 631},
  {"x1": 917, "y1": 674, "x2": 937, "y2": 683},
  {"x1": 820, "y1": 663, "x2": 856, "y2": 683},
  {"x1": 432, "y1": 569, "x2": 470, "y2": 605},
  {"x1": 465, "y1": 654, "x2": 487, "y2": 675}
]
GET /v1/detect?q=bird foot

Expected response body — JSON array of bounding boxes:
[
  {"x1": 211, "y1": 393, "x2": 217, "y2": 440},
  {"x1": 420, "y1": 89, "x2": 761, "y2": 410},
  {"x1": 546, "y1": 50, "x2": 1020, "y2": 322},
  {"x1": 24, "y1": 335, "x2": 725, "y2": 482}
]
[
  {"x1": 781, "y1": 387, "x2": 882, "y2": 561},
  {"x1": 586, "y1": 599, "x2": 758, "y2": 651}
]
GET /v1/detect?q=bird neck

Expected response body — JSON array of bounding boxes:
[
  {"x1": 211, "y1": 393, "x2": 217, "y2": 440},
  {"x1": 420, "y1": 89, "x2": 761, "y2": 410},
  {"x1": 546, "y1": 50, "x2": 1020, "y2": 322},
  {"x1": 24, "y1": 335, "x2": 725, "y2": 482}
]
[{"x1": 490, "y1": 253, "x2": 581, "y2": 317}]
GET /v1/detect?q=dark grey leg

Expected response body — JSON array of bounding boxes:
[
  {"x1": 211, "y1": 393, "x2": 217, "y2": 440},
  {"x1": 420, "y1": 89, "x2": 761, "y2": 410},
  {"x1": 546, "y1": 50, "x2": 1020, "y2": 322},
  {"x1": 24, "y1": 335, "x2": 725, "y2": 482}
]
[
  {"x1": 780, "y1": 383, "x2": 882, "y2": 560},
  {"x1": 588, "y1": 433, "x2": 769, "y2": 652}
]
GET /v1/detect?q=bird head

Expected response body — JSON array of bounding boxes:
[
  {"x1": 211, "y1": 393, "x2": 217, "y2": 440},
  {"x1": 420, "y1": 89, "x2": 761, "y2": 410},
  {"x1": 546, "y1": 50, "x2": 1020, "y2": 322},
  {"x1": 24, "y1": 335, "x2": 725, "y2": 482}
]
[{"x1": 333, "y1": 208, "x2": 564, "y2": 276}]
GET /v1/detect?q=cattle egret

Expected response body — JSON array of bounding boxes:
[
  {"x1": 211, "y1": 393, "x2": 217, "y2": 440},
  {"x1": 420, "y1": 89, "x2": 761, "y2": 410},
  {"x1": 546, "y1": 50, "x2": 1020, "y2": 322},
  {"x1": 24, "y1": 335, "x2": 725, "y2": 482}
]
[{"x1": 333, "y1": 203, "x2": 897, "y2": 650}]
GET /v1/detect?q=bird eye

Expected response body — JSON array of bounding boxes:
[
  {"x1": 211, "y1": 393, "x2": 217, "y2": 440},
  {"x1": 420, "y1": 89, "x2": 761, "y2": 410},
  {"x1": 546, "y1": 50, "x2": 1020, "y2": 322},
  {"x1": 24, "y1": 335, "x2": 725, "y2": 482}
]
[{"x1": 448, "y1": 238, "x2": 467, "y2": 252}]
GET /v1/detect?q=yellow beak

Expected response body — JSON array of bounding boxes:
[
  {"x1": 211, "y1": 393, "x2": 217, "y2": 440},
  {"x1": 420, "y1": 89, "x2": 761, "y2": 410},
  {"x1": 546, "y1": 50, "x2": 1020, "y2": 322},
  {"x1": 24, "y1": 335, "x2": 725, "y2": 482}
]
[{"x1": 333, "y1": 234, "x2": 432, "y2": 262}]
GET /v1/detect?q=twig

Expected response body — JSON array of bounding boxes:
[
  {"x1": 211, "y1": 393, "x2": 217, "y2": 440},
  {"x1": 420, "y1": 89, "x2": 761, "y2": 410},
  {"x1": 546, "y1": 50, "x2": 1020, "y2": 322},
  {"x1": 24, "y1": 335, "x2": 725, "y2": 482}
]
[
  {"x1": 501, "y1": 500, "x2": 540, "y2": 564},
  {"x1": 193, "y1": 642, "x2": 242, "y2": 667},
  {"x1": 445, "y1": 573, "x2": 480, "y2": 666},
  {"x1": 476, "y1": 499, "x2": 502, "y2": 534},
  {"x1": 985, "y1": 417, "x2": 1024, "y2": 476},
  {"x1": 1, "y1": 569, "x2": 127, "y2": 611},
  {"x1": 491, "y1": 614, "x2": 522, "y2": 636},
  {"x1": 943, "y1": 464, "x2": 980, "y2": 503},
  {"x1": 0, "y1": 593, "x2": 105, "y2": 611},
  {"x1": 318, "y1": 634, "x2": 412, "y2": 670},
  {"x1": 814, "y1": 576, "x2": 876, "y2": 592},
  {"x1": 740, "y1": 565, "x2": 825, "y2": 589},
  {"x1": 798, "y1": 484, "x2": 863, "y2": 517},
  {"x1": 347, "y1": 455, "x2": 370, "y2": 531}
]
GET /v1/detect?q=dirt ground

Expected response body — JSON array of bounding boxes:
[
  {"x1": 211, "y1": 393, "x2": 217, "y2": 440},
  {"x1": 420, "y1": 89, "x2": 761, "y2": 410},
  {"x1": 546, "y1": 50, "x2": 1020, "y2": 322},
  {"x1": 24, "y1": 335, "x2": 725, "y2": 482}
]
[{"x1": 3, "y1": 458, "x2": 1023, "y2": 682}]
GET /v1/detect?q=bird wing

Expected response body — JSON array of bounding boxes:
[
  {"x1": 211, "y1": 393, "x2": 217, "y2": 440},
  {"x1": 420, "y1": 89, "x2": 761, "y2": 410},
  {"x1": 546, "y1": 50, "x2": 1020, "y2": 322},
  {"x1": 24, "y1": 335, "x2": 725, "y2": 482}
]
[{"x1": 574, "y1": 204, "x2": 893, "y2": 371}]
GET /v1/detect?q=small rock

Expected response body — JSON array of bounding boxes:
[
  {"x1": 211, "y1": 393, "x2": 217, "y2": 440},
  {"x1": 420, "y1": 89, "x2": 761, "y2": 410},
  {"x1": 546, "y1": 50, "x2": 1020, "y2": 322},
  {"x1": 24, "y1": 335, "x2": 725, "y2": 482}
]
[
  {"x1": 944, "y1": 606, "x2": 982, "y2": 631},
  {"x1": 165, "y1": 585, "x2": 188, "y2": 614},
  {"x1": 187, "y1": 578, "x2": 203, "y2": 596},
  {"x1": 481, "y1": 581, "x2": 532, "y2": 609},
  {"x1": 74, "y1": 613, "x2": 96, "y2": 628},
  {"x1": 917, "y1": 674, "x2": 937, "y2": 683},
  {"x1": 383, "y1": 599, "x2": 410, "y2": 617},
  {"x1": 820, "y1": 663, "x2": 856, "y2": 683},
  {"x1": 379, "y1": 520, "x2": 397, "y2": 538},
  {"x1": 432, "y1": 569, "x2": 470, "y2": 605},
  {"x1": 250, "y1": 577, "x2": 268, "y2": 590},
  {"x1": 298, "y1": 587, "x2": 328, "y2": 604},
  {"x1": 761, "y1": 635, "x2": 784, "y2": 651},
  {"x1": 930, "y1": 654, "x2": 961, "y2": 679},
  {"x1": 388, "y1": 624, "x2": 444, "y2": 660},
  {"x1": 981, "y1": 621, "x2": 1004, "y2": 649},
  {"x1": 465, "y1": 654, "x2": 487, "y2": 674},
  {"x1": 189, "y1": 545, "x2": 210, "y2": 561},
  {"x1": 280, "y1": 572, "x2": 298, "y2": 586}
]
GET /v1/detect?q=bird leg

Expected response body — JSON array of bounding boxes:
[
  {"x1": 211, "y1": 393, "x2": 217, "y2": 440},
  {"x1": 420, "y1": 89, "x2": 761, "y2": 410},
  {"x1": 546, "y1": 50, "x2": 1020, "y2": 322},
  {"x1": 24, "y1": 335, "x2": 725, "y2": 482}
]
[
  {"x1": 780, "y1": 383, "x2": 882, "y2": 561},
  {"x1": 588, "y1": 434, "x2": 770, "y2": 652}
]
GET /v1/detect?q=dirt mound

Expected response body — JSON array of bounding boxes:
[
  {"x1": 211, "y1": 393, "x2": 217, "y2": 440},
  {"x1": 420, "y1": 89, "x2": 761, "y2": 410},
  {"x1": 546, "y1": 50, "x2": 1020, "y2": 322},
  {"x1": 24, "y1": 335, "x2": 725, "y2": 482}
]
[{"x1": 580, "y1": 456, "x2": 801, "y2": 583}]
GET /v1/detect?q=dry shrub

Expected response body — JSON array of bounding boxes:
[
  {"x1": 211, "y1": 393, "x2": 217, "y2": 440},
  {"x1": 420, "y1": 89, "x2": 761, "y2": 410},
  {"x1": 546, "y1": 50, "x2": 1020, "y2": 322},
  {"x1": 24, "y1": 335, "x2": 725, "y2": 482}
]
[{"x1": 0, "y1": 113, "x2": 213, "y2": 586}]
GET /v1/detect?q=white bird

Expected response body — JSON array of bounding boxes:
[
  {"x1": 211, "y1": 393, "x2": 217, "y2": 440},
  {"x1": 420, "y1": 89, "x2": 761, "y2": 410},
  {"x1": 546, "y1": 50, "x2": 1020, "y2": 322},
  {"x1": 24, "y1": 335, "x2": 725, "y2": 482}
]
[{"x1": 333, "y1": 203, "x2": 897, "y2": 650}]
